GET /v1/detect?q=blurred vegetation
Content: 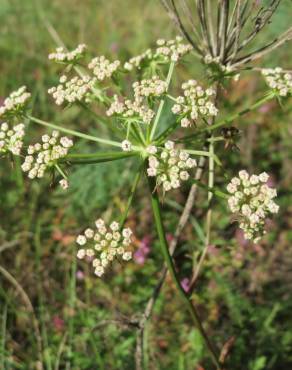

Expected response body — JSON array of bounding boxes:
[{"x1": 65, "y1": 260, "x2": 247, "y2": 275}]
[{"x1": 0, "y1": 0, "x2": 291, "y2": 369}]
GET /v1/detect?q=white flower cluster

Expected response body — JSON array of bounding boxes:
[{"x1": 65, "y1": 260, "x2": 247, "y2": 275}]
[
  {"x1": 156, "y1": 36, "x2": 192, "y2": 62},
  {"x1": 171, "y1": 80, "x2": 218, "y2": 127},
  {"x1": 123, "y1": 36, "x2": 192, "y2": 71},
  {"x1": 76, "y1": 219, "x2": 133, "y2": 277},
  {"x1": 106, "y1": 76, "x2": 167, "y2": 125},
  {"x1": 262, "y1": 67, "x2": 292, "y2": 97},
  {"x1": 48, "y1": 44, "x2": 87, "y2": 63},
  {"x1": 48, "y1": 75, "x2": 96, "y2": 105},
  {"x1": 147, "y1": 141, "x2": 196, "y2": 192},
  {"x1": 204, "y1": 55, "x2": 233, "y2": 72},
  {"x1": 106, "y1": 94, "x2": 154, "y2": 125},
  {"x1": 227, "y1": 170, "x2": 279, "y2": 243},
  {"x1": 21, "y1": 131, "x2": 73, "y2": 179},
  {"x1": 0, "y1": 122, "x2": 25, "y2": 156},
  {"x1": 124, "y1": 49, "x2": 152, "y2": 71},
  {"x1": 0, "y1": 86, "x2": 31, "y2": 119},
  {"x1": 133, "y1": 76, "x2": 167, "y2": 101},
  {"x1": 88, "y1": 56, "x2": 120, "y2": 81}
]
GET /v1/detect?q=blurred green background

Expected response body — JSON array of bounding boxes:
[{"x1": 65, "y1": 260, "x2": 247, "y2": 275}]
[{"x1": 0, "y1": 1, "x2": 291, "y2": 369}]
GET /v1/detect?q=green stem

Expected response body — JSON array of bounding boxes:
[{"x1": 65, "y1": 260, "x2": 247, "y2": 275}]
[
  {"x1": 63, "y1": 151, "x2": 138, "y2": 165},
  {"x1": 207, "y1": 92, "x2": 275, "y2": 132},
  {"x1": 149, "y1": 62, "x2": 175, "y2": 141},
  {"x1": 55, "y1": 163, "x2": 68, "y2": 179},
  {"x1": 205, "y1": 138, "x2": 214, "y2": 260},
  {"x1": 191, "y1": 179, "x2": 229, "y2": 199},
  {"x1": 120, "y1": 164, "x2": 143, "y2": 228},
  {"x1": 26, "y1": 115, "x2": 135, "y2": 149},
  {"x1": 185, "y1": 149, "x2": 222, "y2": 166},
  {"x1": 147, "y1": 176, "x2": 221, "y2": 370}
]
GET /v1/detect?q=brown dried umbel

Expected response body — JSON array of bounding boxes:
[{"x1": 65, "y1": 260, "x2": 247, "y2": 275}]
[{"x1": 160, "y1": 0, "x2": 292, "y2": 70}]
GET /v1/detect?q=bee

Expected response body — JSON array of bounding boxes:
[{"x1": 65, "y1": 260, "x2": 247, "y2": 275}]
[{"x1": 221, "y1": 127, "x2": 240, "y2": 150}]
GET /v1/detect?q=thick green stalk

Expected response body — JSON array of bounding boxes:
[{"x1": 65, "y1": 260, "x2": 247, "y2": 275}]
[
  {"x1": 63, "y1": 151, "x2": 138, "y2": 165},
  {"x1": 147, "y1": 176, "x2": 221, "y2": 370},
  {"x1": 149, "y1": 62, "x2": 175, "y2": 141}
]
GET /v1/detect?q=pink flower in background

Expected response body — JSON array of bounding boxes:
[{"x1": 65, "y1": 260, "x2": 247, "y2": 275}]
[
  {"x1": 166, "y1": 233, "x2": 174, "y2": 243},
  {"x1": 134, "y1": 236, "x2": 151, "y2": 265},
  {"x1": 235, "y1": 228, "x2": 249, "y2": 247},
  {"x1": 180, "y1": 277, "x2": 190, "y2": 293},
  {"x1": 76, "y1": 270, "x2": 85, "y2": 280},
  {"x1": 258, "y1": 103, "x2": 272, "y2": 114},
  {"x1": 52, "y1": 315, "x2": 65, "y2": 332}
]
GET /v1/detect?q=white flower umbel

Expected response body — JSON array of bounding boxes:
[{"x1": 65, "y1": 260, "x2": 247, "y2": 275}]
[
  {"x1": 48, "y1": 75, "x2": 96, "y2": 106},
  {"x1": 48, "y1": 44, "x2": 87, "y2": 63},
  {"x1": 133, "y1": 76, "x2": 167, "y2": 102},
  {"x1": 88, "y1": 56, "x2": 120, "y2": 81},
  {"x1": 147, "y1": 141, "x2": 196, "y2": 192},
  {"x1": 0, "y1": 86, "x2": 31, "y2": 120},
  {"x1": 262, "y1": 67, "x2": 292, "y2": 97},
  {"x1": 21, "y1": 131, "x2": 73, "y2": 179},
  {"x1": 76, "y1": 218, "x2": 133, "y2": 277},
  {"x1": 0, "y1": 122, "x2": 25, "y2": 156},
  {"x1": 172, "y1": 80, "x2": 218, "y2": 127},
  {"x1": 106, "y1": 95, "x2": 154, "y2": 125},
  {"x1": 227, "y1": 170, "x2": 279, "y2": 243},
  {"x1": 155, "y1": 36, "x2": 192, "y2": 63},
  {"x1": 123, "y1": 36, "x2": 192, "y2": 71},
  {"x1": 124, "y1": 49, "x2": 152, "y2": 71}
]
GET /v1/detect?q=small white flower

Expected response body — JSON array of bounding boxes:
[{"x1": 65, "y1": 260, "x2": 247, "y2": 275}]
[
  {"x1": 110, "y1": 221, "x2": 120, "y2": 231},
  {"x1": 146, "y1": 145, "x2": 157, "y2": 154},
  {"x1": 122, "y1": 251, "x2": 132, "y2": 261},
  {"x1": 59, "y1": 179, "x2": 69, "y2": 190},
  {"x1": 121, "y1": 140, "x2": 132, "y2": 152},
  {"x1": 259, "y1": 172, "x2": 269, "y2": 183},
  {"x1": 77, "y1": 249, "x2": 86, "y2": 259},
  {"x1": 84, "y1": 228, "x2": 94, "y2": 238},
  {"x1": 76, "y1": 235, "x2": 87, "y2": 246}
]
